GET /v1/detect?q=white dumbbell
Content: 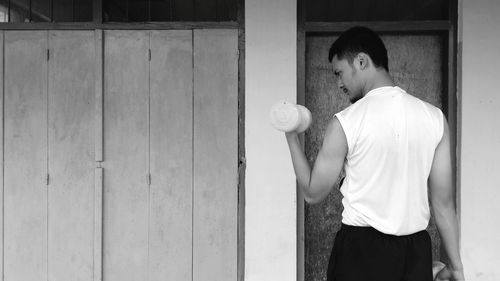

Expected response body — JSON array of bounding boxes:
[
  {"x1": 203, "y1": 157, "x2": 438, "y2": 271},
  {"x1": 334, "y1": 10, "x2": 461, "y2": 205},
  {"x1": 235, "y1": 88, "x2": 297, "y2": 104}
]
[{"x1": 270, "y1": 100, "x2": 312, "y2": 133}]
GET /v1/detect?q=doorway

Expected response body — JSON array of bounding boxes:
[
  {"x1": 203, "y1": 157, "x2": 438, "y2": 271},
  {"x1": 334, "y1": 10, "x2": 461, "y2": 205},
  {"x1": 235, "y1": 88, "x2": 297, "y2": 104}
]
[{"x1": 303, "y1": 33, "x2": 447, "y2": 281}]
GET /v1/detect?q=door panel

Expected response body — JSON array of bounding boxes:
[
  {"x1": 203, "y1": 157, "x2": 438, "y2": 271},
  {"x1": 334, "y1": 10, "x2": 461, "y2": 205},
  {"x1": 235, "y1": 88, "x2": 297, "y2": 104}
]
[
  {"x1": 47, "y1": 30, "x2": 95, "y2": 281},
  {"x1": 305, "y1": 34, "x2": 444, "y2": 281},
  {"x1": 193, "y1": 29, "x2": 239, "y2": 281},
  {"x1": 4, "y1": 30, "x2": 48, "y2": 281},
  {"x1": 149, "y1": 30, "x2": 193, "y2": 281},
  {"x1": 103, "y1": 30, "x2": 150, "y2": 281}
]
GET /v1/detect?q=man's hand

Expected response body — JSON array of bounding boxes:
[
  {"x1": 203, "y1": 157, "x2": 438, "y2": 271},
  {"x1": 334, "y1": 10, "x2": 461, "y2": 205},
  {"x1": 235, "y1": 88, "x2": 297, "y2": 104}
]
[{"x1": 435, "y1": 265, "x2": 465, "y2": 281}]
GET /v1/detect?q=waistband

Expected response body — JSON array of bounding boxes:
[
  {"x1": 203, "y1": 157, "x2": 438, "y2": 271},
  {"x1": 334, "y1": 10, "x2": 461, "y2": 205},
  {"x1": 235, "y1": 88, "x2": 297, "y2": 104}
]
[{"x1": 340, "y1": 223, "x2": 427, "y2": 238}]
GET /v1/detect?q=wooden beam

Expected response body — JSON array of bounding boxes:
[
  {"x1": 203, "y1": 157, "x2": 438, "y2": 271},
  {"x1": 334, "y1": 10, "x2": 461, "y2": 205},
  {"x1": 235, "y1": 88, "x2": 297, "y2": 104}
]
[
  {"x1": 305, "y1": 20, "x2": 452, "y2": 33},
  {"x1": 94, "y1": 29, "x2": 103, "y2": 162},
  {"x1": 0, "y1": 30, "x2": 4, "y2": 281},
  {"x1": 94, "y1": 167, "x2": 103, "y2": 281},
  {"x1": 440, "y1": 0, "x2": 459, "y2": 264},
  {"x1": 0, "y1": 21, "x2": 239, "y2": 30},
  {"x1": 297, "y1": 1, "x2": 306, "y2": 281},
  {"x1": 237, "y1": 0, "x2": 245, "y2": 280}
]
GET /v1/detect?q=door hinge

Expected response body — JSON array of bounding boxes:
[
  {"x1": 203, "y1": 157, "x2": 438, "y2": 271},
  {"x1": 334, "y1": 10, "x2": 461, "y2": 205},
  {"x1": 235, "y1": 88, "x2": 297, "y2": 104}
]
[
  {"x1": 147, "y1": 173, "x2": 151, "y2": 185},
  {"x1": 47, "y1": 49, "x2": 50, "y2": 61},
  {"x1": 46, "y1": 174, "x2": 50, "y2": 185},
  {"x1": 148, "y1": 49, "x2": 151, "y2": 61}
]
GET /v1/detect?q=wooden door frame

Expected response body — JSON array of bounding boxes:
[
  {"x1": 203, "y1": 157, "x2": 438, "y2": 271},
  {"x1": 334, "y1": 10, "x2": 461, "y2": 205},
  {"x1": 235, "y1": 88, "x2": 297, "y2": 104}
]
[{"x1": 296, "y1": 1, "x2": 458, "y2": 280}]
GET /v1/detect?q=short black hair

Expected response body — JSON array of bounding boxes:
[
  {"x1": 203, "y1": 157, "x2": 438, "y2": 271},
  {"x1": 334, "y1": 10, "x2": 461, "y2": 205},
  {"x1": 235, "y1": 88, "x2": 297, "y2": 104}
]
[{"x1": 328, "y1": 26, "x2": 389, "y2": 72}]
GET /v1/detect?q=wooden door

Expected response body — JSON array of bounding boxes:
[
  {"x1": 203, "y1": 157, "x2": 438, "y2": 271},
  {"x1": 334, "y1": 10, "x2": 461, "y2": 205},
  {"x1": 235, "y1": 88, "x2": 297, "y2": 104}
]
[
  {"x1": 103, "y1": 30, "x2": 150, "y2": 281},
  {"x1": 103, "y1": 29, "x2": 239, "y2": 281},
  {"x1": 304, "y1": 34, "x2": 445, "y2": 281},
  {"x1": 193, "y1": 29, "x2": 239, "y2": 281},
  {"x1": 1, "y1": 28, "x2": 238, "y2": 281},
  {"x1": 149, "y1": 30, "x2": 193, "y2": 281},
  {"x1": 3, "y1": 30, "x2": 97, "y2": 281},
  {"x1": 47, "y1": 30, "x2": 96, "y2": 281},
  {"x1": 3, "y1": 30, "x2": 48, "y2": 281}
]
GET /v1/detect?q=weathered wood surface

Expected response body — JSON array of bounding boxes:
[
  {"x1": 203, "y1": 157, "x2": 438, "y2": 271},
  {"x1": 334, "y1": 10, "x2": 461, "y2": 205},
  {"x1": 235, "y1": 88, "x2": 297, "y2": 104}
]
[
  {"x1": 47, "y1": 30, "x2": 95, "y2": 281},
  {"x1": 95, "y1": 167, "x2": 103, "y2": 281},
  {"x1": 149, "y1": 30, "x2": 193, "y2": 281},
  {"x1": 193, "y1": 29, "x2": 238, "y2": 281},
  {"x1": 0, "y1": 31, "x2": 4, "y2": 280},
  {"x1": 103, "y1": 30, "x2": 150, "y2": 281},
  {"x1": 94, "y1": 34, "x2": 104, "y2": 279},
  {"x1": 304, "y1": 21, "x2": 451, "y2": 32},
  {"x1": 3, "y1": 30, "x2": 48, "y2": 281},
  {"x1": 95, "y1": 29, "x2": 104, "y2": 162},
  {"x1": 304, "y1": 36, "x2": 347, "y2": 281},
  {"x1": 0, "y1": 28, "x2": 240, "y2": 281},
  {"x1": 305, "y1": 34, "x2": 444, "y2": 281},
  {"x1": 0, "y1": 22, "x2": 240, "y2": 30}
]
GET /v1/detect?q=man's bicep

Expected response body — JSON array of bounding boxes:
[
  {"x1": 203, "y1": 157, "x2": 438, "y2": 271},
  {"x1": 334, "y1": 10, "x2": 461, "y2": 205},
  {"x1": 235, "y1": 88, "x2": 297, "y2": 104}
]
[
  {"x1": 428, "y1": 118, "x2": 454, "y2": 206},
  {"x1": 308, "y1": 117, "x2": 348, "y2": 203}
]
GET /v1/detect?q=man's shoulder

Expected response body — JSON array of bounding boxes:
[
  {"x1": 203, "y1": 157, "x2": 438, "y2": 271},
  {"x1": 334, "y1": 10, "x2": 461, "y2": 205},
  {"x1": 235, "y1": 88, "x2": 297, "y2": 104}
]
[
  {"x1": 400, "y1": 92, "x2": 444, "y2": 130},
  {"x1": 400, "y1": 90, "x2": 442, "y2": 114},
  {"x1": 336, "y1": 97, "x2": 368, "y2": 117}
]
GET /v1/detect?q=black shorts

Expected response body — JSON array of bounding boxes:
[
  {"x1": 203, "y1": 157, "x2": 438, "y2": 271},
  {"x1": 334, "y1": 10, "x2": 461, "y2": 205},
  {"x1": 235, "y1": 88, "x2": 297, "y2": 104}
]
[{"x1": 327, "y1": 224, "x2": 433, "y2": 281}]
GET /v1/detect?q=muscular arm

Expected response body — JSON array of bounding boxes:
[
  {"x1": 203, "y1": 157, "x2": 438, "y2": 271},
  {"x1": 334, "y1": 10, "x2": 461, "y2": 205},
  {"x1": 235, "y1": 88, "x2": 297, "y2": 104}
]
[
  {"x1": 285, "y1": 117, "x2": 347, "y2": 204},
  {"x1": 429, "y1": 117, "x2": 465, "y2": 280}
]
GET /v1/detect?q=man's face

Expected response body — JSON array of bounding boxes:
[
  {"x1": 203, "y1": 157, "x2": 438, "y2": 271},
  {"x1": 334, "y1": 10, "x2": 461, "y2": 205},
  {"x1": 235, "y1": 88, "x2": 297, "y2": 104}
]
[{"x1": 331, "y1": 55, "x2": 363, "y2": 103}]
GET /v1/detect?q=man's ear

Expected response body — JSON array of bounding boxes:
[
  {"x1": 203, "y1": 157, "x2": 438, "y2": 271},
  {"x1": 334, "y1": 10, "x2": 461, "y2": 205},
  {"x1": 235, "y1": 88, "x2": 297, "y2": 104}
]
[{"x1": 356, "y1": 52, "x2": 370, "y2": 70}]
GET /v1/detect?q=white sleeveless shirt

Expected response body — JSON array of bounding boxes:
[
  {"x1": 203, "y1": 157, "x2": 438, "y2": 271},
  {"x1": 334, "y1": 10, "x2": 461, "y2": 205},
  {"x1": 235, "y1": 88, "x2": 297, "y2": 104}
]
[{"x1": 334, "y1": 86, "x2": 444, "y2": 235}]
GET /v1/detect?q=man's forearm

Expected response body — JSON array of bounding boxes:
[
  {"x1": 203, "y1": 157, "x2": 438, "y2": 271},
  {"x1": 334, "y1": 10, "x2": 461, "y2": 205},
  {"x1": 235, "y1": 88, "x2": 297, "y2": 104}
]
[
  {"x1": 434, "y1": 203, "x2": 464, "y2": 271},
  {"x1": 285, "y1": 132, "x2": 311, "y2": 194}
]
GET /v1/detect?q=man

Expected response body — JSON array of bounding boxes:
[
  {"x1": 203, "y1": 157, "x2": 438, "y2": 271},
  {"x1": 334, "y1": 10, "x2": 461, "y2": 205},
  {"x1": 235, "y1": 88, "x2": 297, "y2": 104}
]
[{"x1": 285, "y1": 26, "x2": 465, "y2": 281}]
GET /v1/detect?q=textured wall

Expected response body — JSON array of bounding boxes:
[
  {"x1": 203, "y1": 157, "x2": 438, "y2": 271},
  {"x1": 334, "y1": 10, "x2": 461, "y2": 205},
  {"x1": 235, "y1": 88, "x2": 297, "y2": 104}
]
[{"x1": 460, "y1": 0, "x2": 500, "y2": 280}]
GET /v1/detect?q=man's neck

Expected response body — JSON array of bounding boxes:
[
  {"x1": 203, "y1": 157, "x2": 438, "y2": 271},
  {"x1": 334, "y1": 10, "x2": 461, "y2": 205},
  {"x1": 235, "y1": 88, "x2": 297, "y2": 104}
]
[{"x1": 362, "y1": 70, "x2": 394, "y2": 96}]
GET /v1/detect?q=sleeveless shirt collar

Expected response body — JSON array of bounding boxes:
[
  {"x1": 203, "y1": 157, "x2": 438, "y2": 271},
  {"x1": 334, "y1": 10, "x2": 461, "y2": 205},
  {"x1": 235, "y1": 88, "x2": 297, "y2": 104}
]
[{"x1": 364, "y1": 86, "x2": 402, "y2": 98}]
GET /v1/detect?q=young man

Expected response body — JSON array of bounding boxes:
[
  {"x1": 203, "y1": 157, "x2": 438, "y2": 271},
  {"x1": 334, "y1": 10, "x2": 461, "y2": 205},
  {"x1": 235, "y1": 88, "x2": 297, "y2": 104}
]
[{"x1": 285, "y1": 26, "x2": 465, "y2": 281}]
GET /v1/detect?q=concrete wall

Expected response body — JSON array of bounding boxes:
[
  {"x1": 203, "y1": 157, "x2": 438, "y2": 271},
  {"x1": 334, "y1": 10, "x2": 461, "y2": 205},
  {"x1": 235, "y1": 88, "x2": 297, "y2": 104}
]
[
  {"x1": 460, "y1": 0, "x2": 500, "y2": 280},
  {"x1": 245, "y1": 0, "x2": 297, "y2": 280}
]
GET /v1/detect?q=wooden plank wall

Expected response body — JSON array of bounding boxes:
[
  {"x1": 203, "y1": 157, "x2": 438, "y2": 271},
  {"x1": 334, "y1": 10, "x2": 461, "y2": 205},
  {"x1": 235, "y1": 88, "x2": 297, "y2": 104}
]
[{"x1": 0, "y1": 29, "x2": 238, "y2": 281}]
